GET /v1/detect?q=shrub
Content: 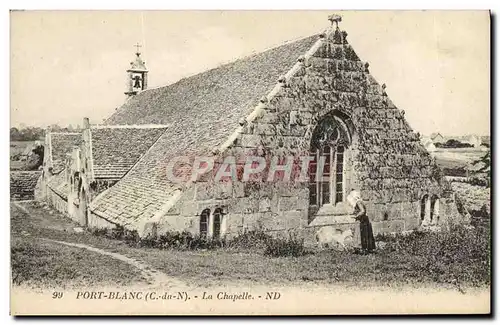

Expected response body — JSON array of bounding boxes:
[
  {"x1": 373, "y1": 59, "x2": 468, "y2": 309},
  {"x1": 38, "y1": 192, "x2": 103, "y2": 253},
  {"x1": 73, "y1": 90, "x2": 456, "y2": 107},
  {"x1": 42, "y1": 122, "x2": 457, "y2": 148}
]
[
  {"x1": 378, "y1": 225, "x2": 490, "y2": 287},
  {"x1": 123, "y1": 229, "x2": 140, "y2": 246},
  {"x1": 467, "y1": 176, "x2": 489, "y2": 187},
  {"x1": 470, "y1": 204, "x2": 491, "y2": 229},
  {"x1": 225, "y1": 229, "x2": 272, "y2": 250},
  {"x1": 442, "y1": 167, "x2": 468, "y2": 177},
  {"x1": 187, "y1": 235, "x2": 225, "y2": 250},
  {"x1": 138, "y1": 234, "x2": 157, "y2": 248},
  {"x1": 109, "y1": 225, "x2": 125, "y2": 240},
  {"x1": 264, "y1": 233, "x2": 305, "y2": 257},
  {"x1": 90, "y1": 227, "x2": 108, "y2": 237}
]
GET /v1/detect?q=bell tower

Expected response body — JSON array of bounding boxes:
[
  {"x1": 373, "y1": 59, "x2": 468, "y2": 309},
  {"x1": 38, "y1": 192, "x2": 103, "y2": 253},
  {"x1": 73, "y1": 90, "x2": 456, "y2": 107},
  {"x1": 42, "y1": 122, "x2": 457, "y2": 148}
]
[{"x1": 125, "y1": 43, "x2": 148, "y2": 97}]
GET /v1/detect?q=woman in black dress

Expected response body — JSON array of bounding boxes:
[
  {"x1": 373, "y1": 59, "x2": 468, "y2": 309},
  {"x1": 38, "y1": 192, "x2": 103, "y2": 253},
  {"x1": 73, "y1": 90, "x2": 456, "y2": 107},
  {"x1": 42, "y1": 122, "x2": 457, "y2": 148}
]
[{"x1": 348, "y1": 190, "x2": 376, "y2": 254}]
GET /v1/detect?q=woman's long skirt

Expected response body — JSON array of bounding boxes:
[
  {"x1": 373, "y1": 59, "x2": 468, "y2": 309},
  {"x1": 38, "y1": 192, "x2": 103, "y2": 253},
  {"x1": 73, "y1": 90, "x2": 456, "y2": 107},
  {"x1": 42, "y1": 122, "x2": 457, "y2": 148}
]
[{"x1": 359, "y1": 221, "x2": 376, "y2": 251}]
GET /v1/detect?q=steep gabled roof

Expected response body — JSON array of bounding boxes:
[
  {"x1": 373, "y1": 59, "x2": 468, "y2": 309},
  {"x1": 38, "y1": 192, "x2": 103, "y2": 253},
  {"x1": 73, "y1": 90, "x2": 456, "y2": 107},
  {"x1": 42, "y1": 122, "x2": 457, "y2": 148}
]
[
  {"x1": 47, "y1": 169, "x2": 69, "y2": 199},
  {"x1": 89, "y1": 125, "x2": 168, "y2": 179},
  {"x1": 10, "y1": 171, "x2": 42, "y2": 200},
  {"x1": 48, "y1": 132, "x2": 82, "y2": 174},
  {"x1": 91, "y1": 35, "x2": 319, "y2": 227}
]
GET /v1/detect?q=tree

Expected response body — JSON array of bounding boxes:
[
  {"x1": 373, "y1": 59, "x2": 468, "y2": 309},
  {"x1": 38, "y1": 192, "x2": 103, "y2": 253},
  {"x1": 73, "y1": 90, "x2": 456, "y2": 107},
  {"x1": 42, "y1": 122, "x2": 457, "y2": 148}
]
[
  {"x1": 472, "y1": 150, "x2": 491, "y2": 179},
  {"x1": 26, "y1": 144, "x2": 44, "y2": 171},
  {"x1": 10, "y1": 127, "x2": 20, "y2": 141}
]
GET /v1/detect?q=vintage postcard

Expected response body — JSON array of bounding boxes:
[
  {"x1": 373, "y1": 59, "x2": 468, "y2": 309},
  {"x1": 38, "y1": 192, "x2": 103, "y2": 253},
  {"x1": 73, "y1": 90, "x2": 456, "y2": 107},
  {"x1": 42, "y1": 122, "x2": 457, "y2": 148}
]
[{"x1": 9, "y1": 10, "x2": 491, "y2": 315}]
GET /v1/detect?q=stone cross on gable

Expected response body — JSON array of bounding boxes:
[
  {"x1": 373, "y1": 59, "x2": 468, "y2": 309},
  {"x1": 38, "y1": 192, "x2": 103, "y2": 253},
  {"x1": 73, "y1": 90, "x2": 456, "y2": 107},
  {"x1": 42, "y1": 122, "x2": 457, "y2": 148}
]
[{"x1": 134, "y1": 42, "x2": 142, "y2": 54}]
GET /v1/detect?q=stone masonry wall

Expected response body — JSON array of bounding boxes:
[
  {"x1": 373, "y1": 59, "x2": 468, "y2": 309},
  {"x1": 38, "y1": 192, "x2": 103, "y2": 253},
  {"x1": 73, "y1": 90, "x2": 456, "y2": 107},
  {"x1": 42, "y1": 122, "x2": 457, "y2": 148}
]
[
  {"x1": 158, "y1": 27, "x2": 462, "y2": 240},
  {"x1": 47, "y1": 187, "x2": 68, "y2": 216}
]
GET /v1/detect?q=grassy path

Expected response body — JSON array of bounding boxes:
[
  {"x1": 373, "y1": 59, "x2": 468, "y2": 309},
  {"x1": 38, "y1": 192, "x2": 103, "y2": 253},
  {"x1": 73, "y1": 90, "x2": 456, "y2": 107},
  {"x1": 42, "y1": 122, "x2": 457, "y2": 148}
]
[
  {"x1": 11, "y1": 201, "x2": 186, "y2": 289},
  {"x1": 41, "y1": 238, "x2": 185, "y2": 288}
]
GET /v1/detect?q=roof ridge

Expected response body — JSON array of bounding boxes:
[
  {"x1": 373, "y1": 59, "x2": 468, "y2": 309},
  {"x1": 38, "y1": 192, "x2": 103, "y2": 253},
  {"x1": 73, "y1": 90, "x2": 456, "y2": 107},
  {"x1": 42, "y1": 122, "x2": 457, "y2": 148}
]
[
  {"x1": 215, "y1": 26, "x2": 333, "y2": 155},
  {"x1": 91, "y1": 124, "x2": 170, "y2": 129},
  {"x1": 49, "y1": 132, "x2": 81, "y2": 135},
  {"x1": 141, "y1": 29, "x2": 333, "y2": 227},
  {"x1": 131, "y1": 34, "x2": 321, "y2": 95},
  {"x1": 132, "y1": 28, "x2": 333, "y2": 227},
  {"x1": 89, "y1": 125, "x2": 169, "y2": 209}
]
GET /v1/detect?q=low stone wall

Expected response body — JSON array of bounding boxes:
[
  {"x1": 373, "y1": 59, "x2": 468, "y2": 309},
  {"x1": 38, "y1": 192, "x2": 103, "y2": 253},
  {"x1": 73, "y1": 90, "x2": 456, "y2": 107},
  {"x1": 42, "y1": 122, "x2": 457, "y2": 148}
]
[
  {"x1": 88, "y1": 211, "x2": 117, "y2": 230},
  {"x1": 47, "y1": 187, "x2": 68, "y2": 216}
]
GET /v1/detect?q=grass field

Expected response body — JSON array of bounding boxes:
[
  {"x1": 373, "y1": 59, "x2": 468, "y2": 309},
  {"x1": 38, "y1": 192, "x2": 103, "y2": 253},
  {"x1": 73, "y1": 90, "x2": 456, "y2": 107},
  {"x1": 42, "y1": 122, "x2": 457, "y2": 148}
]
[
  {"x1": 11, "y1": 200, "x2": 491, "y2": 291},
  {"x1": 10, "y1": 141, "x2": 36, "y2": 171},
  {"x1": 11, "y1": 203, "x2": 148, "y2": 289},
  {"x1": 10, "y1": 141, "x2": 35, "y2": 157},
  {"x1": 432, "y1": 148, "x2": 487, "y2": 170}
]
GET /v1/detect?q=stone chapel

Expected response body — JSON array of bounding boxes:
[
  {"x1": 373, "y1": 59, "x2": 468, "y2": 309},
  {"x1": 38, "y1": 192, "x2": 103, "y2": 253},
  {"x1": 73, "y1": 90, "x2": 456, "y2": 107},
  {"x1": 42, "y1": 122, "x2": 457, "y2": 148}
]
[{"x1": 38, "y1": 15, "x2": 466, "y2": 244}]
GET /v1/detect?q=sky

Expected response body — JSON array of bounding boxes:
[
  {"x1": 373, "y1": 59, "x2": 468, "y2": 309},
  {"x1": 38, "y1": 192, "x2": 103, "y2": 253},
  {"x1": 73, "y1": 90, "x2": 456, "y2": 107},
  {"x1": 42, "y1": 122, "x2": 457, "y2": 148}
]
[{"x1": 10, "y1": 10, "x2": 490, "y2": 136}]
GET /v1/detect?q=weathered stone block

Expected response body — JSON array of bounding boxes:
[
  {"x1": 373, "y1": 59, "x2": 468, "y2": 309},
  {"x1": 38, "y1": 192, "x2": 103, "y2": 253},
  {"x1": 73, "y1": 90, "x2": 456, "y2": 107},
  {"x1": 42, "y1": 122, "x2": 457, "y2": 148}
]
[
  {"x1": 259, "y1": 196, "x2": 271, "y2": 212},
  {"x1": 278, "y1": 196, "x2": 300, "y2": 211},
  {"x1": 242, "y1": 213, "x2": 260, "y2": 230},
  {"x1": 404, "y1": 214, "x2": 421, "y2": 231},
  {"x1": 253, "y1": 123, "x2": 277, "y2": 136},
  {"x1": 232, "y1": 197, "x2": 259, "y2": 214},
  {"x1": 226, "y1": 213, "x2": 244, "y2": 232},
  {"x1": 240, "y1": 134, "x2": 261, "y2": 148},
  {"x1": 259, "y1": 111, "x2": 279, "y2": 124},
  {"x1": 284, "y1": 211, "x2": 304, "y2": 229},
  {"x1": 233, "y1": 181, "x2": 245, "y2": 198},
  {"x1": 371, "y1": 220, "x2": 405, "y2": 235}
]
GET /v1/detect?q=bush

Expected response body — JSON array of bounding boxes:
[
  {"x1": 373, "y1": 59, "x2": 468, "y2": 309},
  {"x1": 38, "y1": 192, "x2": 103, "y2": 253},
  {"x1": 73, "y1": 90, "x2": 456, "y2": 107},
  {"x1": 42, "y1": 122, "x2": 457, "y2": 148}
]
[
  {"x1": 123, "y1": 229, "x2": 140, "y2": 246},
  {"x1": 264, "y1": 233, "x2": 305, "y2": 257},
  {"x1": 467, "y1": 176, "x2": 489, "y2": 187},
  {"x1": 225, "y1": 229, "x2": 272, "y2": 250},
  {"x1": 442, "y1": 167, "x2": 468, "y2": 177},
  {"x1": 186, "y1": 235, "x2": 225, "y2": 250},
  {"x1": 90, "y1": 227, "x2": 108, "y2": 237},
  {"x1": 155, "y1": 231, "x2": 194, "y2": 249},
  {"x1": 109, "y1": 225, "x2": 125, "y2": 240},
  {"x1": 378, "y1": 225, "x2": 490, "y2": 287},
  {"x1": 88, "y1": 225, "x2": 309, "y2": 257}
]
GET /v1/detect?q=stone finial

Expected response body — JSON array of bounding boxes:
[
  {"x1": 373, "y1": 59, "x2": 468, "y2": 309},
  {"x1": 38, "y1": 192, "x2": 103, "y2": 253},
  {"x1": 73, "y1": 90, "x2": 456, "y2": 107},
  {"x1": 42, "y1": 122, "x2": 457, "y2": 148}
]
[
  {"x1": 328, "y1": 14, "x2": 342, "y2": 28},
  {"x1": 83, "y1": 117, "x2": 90, "y2": 129},
  {"x1": 238, "y1": 117, "x2": 247, "y2": 126},
  {"x1": 278, "y1": 75, "x2": 286, "y2": 84},
  {"x1": 260, "y1": 96, "x2": 268, "y2": 104}
]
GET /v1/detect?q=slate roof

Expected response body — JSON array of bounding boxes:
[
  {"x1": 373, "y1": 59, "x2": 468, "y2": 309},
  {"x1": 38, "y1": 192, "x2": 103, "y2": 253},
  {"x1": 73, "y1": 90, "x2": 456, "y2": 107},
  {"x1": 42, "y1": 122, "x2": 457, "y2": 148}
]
[
  {"x1": 91, "y1": 35, "x2": 319, "y2": 227},
  {"x1": 49, "y1": 132, "x2": 82, "y2": 174},
  {"x1": 90, "y1": 126, "x2": 167, "y2": 179},
  {"x1": 47, "y1": 170, "x2": 69, "y2": 199},
  {"x1": 10, "y1": 171, "x2": 41, "y2": 200}
]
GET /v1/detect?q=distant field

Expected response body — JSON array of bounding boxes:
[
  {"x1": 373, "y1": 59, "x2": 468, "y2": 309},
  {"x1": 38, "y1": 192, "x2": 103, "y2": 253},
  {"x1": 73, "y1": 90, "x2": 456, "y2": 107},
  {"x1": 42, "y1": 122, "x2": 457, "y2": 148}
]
[
  {"x1": 10, "y1": 141, "x2": 35, "y2": 157},
  {"x1": 10, "y1": 141, "x2": 36, "y2": 171},
  {"x1": 432, "y1": 148, "x2": 487, "y2": 170}
]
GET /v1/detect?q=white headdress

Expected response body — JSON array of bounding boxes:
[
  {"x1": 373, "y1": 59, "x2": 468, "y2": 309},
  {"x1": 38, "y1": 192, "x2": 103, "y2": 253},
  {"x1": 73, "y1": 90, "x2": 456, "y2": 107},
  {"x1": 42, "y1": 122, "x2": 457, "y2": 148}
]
[{"x1": 347, "y1": 190, "x2": 361, "y2": 208}]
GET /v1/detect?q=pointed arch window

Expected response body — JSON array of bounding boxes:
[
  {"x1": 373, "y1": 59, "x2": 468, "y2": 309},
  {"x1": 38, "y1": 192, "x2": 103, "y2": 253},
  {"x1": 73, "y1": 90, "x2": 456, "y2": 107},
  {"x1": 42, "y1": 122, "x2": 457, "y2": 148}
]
[
  {"x1": 212, "y1": 208, "x2": 223, "y2": 239},
  {"x1": 430, "y1": 195, "x2": 439, "y2": 224},
  {"x1": 199, "y1": 209, "x2": 210, "y2": 238},
  {"x1": 309, "y1": 114, "x2": 351, "y2": 208}
]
